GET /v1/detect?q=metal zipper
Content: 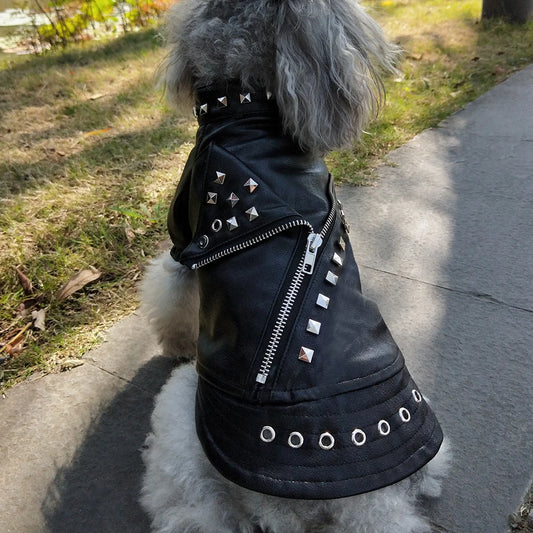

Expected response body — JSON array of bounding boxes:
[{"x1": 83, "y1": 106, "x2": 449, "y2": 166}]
[
  {"x1": 255, "y1": 200, "x2": 338, "y2": 384},
  {"x1": 190, "y1": 219, "x2": 312, "y2": 269}
]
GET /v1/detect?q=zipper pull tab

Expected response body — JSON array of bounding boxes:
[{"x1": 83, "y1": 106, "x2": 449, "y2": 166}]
[{"x1": 303, "y1": 233, "x2": 323, "y2": 275}]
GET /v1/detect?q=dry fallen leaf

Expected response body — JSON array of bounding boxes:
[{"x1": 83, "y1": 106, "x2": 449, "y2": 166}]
[
  {"x1": 31, "y1": 309, "x2": 46, "y2": 331},
  {"x1": 55, "y1": 267, "x2": 102, "y2": 302},
  {"x1": 15, "y1": 267, "x2": 33, "y2": 295},
  {"x1": 9, "y1": 345, "x2": 24, "y2": 356},
  {"x1": 0, "y1": 323, "x2": 31, "y2": 356},
  {"x1": 84, "y1": 128, "x2": 112, "y2": 137}
]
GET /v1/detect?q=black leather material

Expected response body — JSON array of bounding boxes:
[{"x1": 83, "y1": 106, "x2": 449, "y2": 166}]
[{"x1": 168, "y1": 84, "x2": 443, "y2": 499}]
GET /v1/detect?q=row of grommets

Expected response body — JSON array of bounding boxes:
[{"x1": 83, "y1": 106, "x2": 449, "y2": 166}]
[{"x1": 260, "y1": 389, "x2": 423, "y2": 449}]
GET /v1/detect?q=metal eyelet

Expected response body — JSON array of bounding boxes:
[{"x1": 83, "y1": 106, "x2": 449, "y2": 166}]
[
  {"x1": 378, "y1": 420, "x2": 391, "y2": 436},
  {"x1": 260, "y1": 426, "x2": 276, "y2": 443},
  {"x1": 211, "y1": 219, "x2": 222, "y2": 232},
  {"x1": 412, "y1": 389, "x2": 422, "y2": 403},
  {"x1": 319, "y1": 432, "x2": 335, "y2": 450},
  {"x1": 351, "y1": 428, "x2": 367, "y2": 446},
  {"x1": 288, "y1": 432, "x2": 304, "y2": 449},
  {"x1": 399, "y1": 407, "x2": 411, "y2": 423},
  {"x1": 198, "y1": 235, "x2": 209, "y2": 249}
]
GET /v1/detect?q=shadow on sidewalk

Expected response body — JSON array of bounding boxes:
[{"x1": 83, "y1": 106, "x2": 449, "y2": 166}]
[{"x1": 41, "y1": 356, "x2": 175, "y2": 533}]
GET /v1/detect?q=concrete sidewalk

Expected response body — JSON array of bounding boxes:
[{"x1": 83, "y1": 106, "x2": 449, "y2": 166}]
[{"x1": 1, "y1": 65, "x2": 532, "y2": 533}]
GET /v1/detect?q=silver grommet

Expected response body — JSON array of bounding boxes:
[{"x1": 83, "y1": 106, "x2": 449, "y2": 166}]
[
  {"x1": 288, "y1": 432, "x2": 304, "y2": 449},
  {"x1": 412, "y1": 389, "x2": 422, "y2": 403},
  {"x1": 399, "y1": 407, "x2": 411, "y2": 423},
  {"x1": 260, "y1": 426, "x2": 276, "y2": 443},
  {"x1": 351, "y1": 428, "x2": 367, "y2": 446},
  {"x1": 319, "y1": 432, "x2": 335, "y2": 450},
  {"x1": 211, "y1": 219, "x2": 222, "y2": 232},
  {"x1": 198, "y1": 235, "x2": 209, "y2": 249},
  {"x1": 378, "y1": 420, "x2": 391, "y2": 436}
]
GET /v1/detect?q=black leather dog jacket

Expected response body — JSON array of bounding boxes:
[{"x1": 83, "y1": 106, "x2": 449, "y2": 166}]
[{"x1": 167, "y1": 83, "x2": 443, "y2": 499}]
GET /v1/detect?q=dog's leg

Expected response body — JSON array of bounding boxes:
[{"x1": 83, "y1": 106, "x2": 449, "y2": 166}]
[
  {"x1": 416, "y1": 437, "x2": 452, "y2": 499},
  {"x1": 139, "y1": 251, "x2": 199, "y2": 360},
  {"x1": 328, "y1": 485, "x2": 432, "y2": 533},
  {"x1": 329, "y1": 439, "x2": 451, "y2": 533},
  {"x1": 141, "y1": 364, "x2": 255, "y2": 533}
]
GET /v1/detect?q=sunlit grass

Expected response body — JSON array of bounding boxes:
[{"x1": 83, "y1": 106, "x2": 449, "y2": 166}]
[
  {"x1": 0, "y1": 30, "x2": 196, "y2": 388},
  {"x1": 328, "y1": 0, "x2": 533, "y2": 181}
]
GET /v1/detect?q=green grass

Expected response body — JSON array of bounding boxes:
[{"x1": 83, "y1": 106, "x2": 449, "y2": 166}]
[
  {"x1": 1, "y1": 2, "x2": 532, "y2": 390},
  {"x1": 0, "y1": 30, "x2": 197, "y2": 387},
  {"x1": 327, "y1": 0, "x2": 533, "y2": 181}
]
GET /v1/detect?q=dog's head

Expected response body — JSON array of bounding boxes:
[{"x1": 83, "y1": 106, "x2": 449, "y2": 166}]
[{"x1": 159, "y1": 0, "x2": 399, "y2": 154}]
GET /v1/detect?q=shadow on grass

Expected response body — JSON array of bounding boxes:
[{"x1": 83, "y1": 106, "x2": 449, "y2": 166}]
[
  {"x1": 0, "y1": 27, "x2": 167, "y2": 131},
  {"x1": 0, "y1": 77, "x2": 192, "y2": 199},
  {"x1": 2, "y1": 27, "x2": 163, "y2": 73}
]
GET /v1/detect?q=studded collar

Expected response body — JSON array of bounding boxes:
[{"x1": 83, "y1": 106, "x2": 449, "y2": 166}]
[{"x1": 193, "y1": 81, "x2": 278, "y2": 125}]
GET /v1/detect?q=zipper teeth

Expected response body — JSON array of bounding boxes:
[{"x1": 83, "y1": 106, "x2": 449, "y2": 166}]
[
  {"x1": 191, "y1": 220, "x2": 312, "y2": 269},
  {"x1": 320, "y1": 200, "x2": 337, "y2": 239},
  {"x1": 257, "y1": 253, "x2": 307, "y2": 381},
  {"x1": 256, "y1": 200, "x2": 337, "y2": 383}
]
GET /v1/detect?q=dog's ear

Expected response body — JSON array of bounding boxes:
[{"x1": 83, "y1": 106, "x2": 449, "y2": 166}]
[
  {"x1": 274, "y1": 0, "x2": 399, "y2": 154},
  {"x1": 156, "y1": 0, "x2": 196, "y2": 107}
]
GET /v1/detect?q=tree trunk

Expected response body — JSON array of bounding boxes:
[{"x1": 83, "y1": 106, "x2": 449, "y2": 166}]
[{"x1": 482, "y1": 0, "x2": 533, "y2": 23}]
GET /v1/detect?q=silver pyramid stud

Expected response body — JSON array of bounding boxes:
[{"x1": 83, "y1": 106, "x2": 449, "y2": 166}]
[
  {"x1": 306, "y1": 319, "x2": 321, "y2": 335},
  {"x1": 240, "y1": 93, "x2": 251, "y2": 104},
  {"x1": 214, "y1": 171, "x2": 226, "y2": 185},
  {"x1": 199, "y1": 103, "x2": 208, "y2": 115},
  {"x1": 244, "y1": 178, "x2": 258, "y2": 193},
  {"x1": 316, "y1": 293, "x2": 330, "y2": 309},
  {"x1": 266, "y1": 90, "x2": 273, "y2": 100},
  {"x1": 338, "y1": 236, "x2": 346, "y2": 251},
  {"x1": 245, "y1": 207, "x2": 259, "y2": 221},
  {"x1": 193, "y1": 106, "x2": 198, "y2": 118},
  {"x1": 227, "y1": 192, "x2": 239, "y2": 207},
  {"x1": 298, "y1": 346, "x2": 314, "y2": 363},
  {"x1": 332, "y1": 253, "x2": 343, "y2": 267},
  {"x1": 217, "y1": 96, "x2": 227, "y2": 107},
  {"x1": 325, "y1": 271, "x2": 338, "y2": 286},
  {"x1": 206, "y1": 192, "x2": 218, "y2": 205},
  {"x1": 226, "y1": 216, "x2": 239, "y2": 231}
]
